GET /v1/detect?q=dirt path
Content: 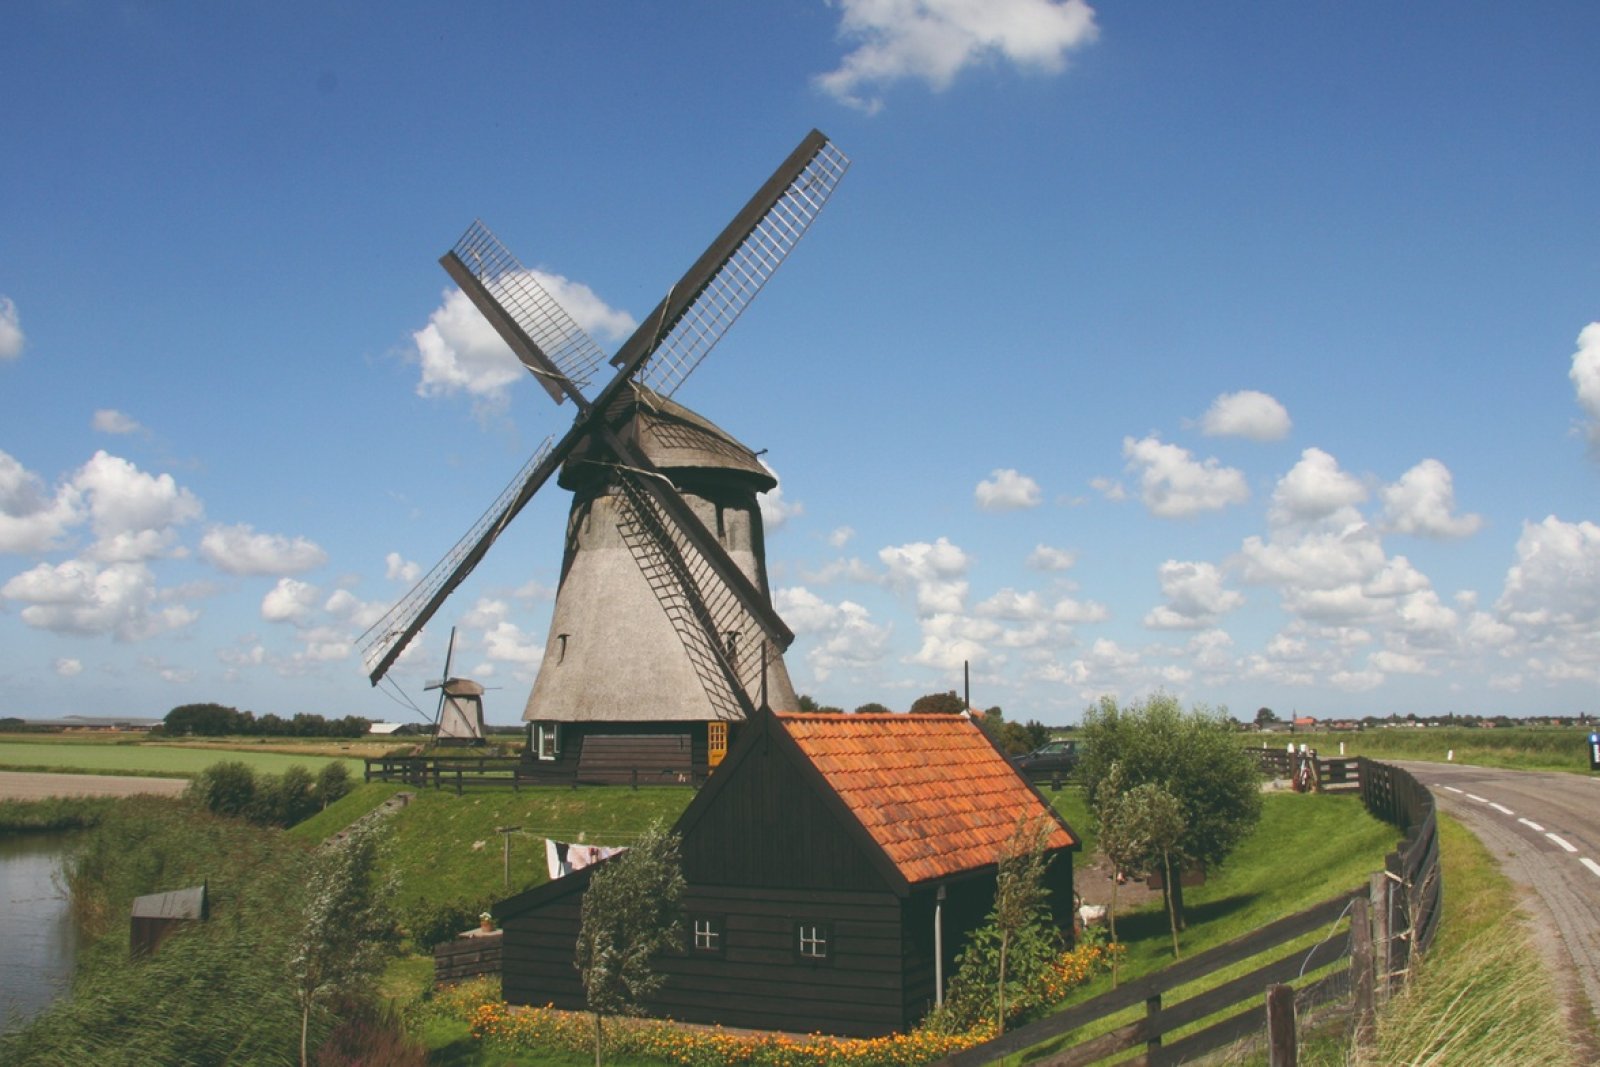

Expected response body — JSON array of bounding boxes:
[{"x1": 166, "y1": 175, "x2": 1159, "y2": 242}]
[{"x1": 0, "y1": 770, "x2": 188, "y2": 800}]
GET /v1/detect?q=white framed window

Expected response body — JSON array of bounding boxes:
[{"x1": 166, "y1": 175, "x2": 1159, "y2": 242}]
[
  {"x1": 796, "y1": 922, "x2": 830, "y2": 960},
  {"x1": 692, "y1": 916, "x2": 723, "y2": 953},
  {"x1": 535, "y1": 721, "x2": 561, "y2": 761}
]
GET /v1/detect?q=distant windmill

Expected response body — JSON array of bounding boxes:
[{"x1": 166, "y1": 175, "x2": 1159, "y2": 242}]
[
  {"x1": 360, "y1": 131, "x2": 848, "y2": 780},
  {"x1": 422, "y1": 626, "x2": 485, "y2": 745}
]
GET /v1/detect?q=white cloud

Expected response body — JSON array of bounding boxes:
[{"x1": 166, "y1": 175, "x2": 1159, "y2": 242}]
[
  {"x1": 1026, "y1": 543, "x2": 1076, "y2": 571},
  {"x1": 1143, "y1": 560, "x2": 1244, "y2": 629},
  {"x1": 1199, "y1": 390, "x2": 1291, "y2": 441},
  {"x1": 975, "y1": 587, "x2": 1048, "y2": 621},
  {"x1": 1379, "y1": 459, "x2": 1481, "y2": 539},
  {"x1": 1, "y1": 559, "x2": 197, "y2": 640},
  {"x1": 1269, "y1": 448, "x2": 1366, "y2": 527},
  {"x1": 1123, "y1": 436, "x2": 1249, "y2": 518},
  {"x1": 828, "y1": 526, "x2": 855, "y2": 549},
  {"x1": 92, "y1": 409, "x2": 142, "y2": 435},
  {"x1": 817, "y1": 0, "x2": 1098, "y2": 113},
  {"x1": 775, "y1": 586, "x2": 891, "y2": 679},
  {"x1": 908, "y1": 611, "x2": 1001, "y2": 670},
  {"x1": 1570, "y1": 322, "x2": 1600, "y2": 442},
  {"x1": 879, "y1": 536, "x2": 969, "y2": 615},
  {"x1": 1089, "y1": 476, "x2": 1126, "y2": 502},
  {"x1": 974, "y1": 468, "x2": 1041, "y2": 511},
  {"x1": 200, "y1": 523, "x2": 326, "y2": 575},
  {"x1": 1496, "y1": 516, "x2": 1600, "y2": 634},
  {"x1": 0, "y1": 449, "x2": 83, "y2": 554},
  {"x1": 261, "y1": 577, "x2": 319, "y2": 624},
  {"x1": 385, "y1": 552, "x2": 421, "y2": 584},
  {"x1": 412, "y1": 275, "x2": 634, "y2": 408},
  {"x1": 54, "y1": 657, "x2": 82, "y2": 677},
  {"x1": 323, "y1": 588, "x2": 387, "y2": 630},
  {"x1": 74, "y1": 451, "x2": 202, "y2": 562},
  {"x1": 0, "y1": 297, "x2": 23, "y2": 360},
  {"x1": 1052, "y1": 596, "x2": 1109, "y2": 624},
  {"x1": 758, "y1": 463, "x2": 804, "y2": 531}
]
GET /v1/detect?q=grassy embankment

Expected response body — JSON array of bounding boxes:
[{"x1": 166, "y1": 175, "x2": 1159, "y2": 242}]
[
  {"x1": 0, "y1": 734, "x2": 367, "y2": 779},
  {"x1": 1248, "y1": 724, "x2": 1597, "y2": 774}
]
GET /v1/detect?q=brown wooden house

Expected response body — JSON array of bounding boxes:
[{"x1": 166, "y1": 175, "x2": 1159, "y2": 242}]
[{"x1": 494, "y1": 710, "x2": 1080, "y2": 1037}]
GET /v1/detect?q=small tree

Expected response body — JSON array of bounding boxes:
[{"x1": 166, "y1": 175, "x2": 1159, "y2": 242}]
[
  {"x1": 853, "y1": 702, "x2": 891, "y2": 715},
  {"x1": 910, "y1": 691, "x2": 966, "y2": 715},
  {"x1": 1255, "y1": 706, "x2": 1279, "y2": 727},
  {"x1": 288, "y1": 822, "x2": 398, "y2": 1066},
  {"x1": 315, "y1": 762, "x2": 352, "y2": 809},
  {"x1": 188, "y1": 760, "x2": 257, "y2": 817},
  {"x1": 1093, "y1": 762, "x2": 1131, "y2": 987},
  {"x1": 1118, "y1": 783, "x2": 1187, "y2": 959},
  {"x1": 574, "y1": 822, "x2": 685, "y2": 1066}
]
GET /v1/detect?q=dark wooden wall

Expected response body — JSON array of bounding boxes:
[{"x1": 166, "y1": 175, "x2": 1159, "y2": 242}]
[{"x1": 518, "y1": 721, "x2": 721, "y2": 785}]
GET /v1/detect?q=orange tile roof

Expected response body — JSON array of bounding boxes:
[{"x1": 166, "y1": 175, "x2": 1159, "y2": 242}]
[{"x1": 776, "y1": 713, "x2": 1077, "y2": 885}]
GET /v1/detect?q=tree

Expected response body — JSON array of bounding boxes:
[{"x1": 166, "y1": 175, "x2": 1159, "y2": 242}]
[
  {"x1": 910, "y1": 691, "x2": 966, "y2": 715},
  {"x1": 316, "y1": 762, "x2": 352, "y2": 809},
  {"x1": 1079, "y1": 693, "x2": 1261, "y2": 930},
  {"x1": 936, "y1": 818, "x2": 1060, "y2": 1034},
  {"x1": 574, "y1": 822, "x2": 685, "y2": 1066},
  {"x1": 1114, "y1": 783, "x2": 1187, "y2": 959},
  {"x1": 853, "y1": 702, "x2": 891, "y2": 715},
  {"x1": 1254, "y1": 707, "x2": 1279, "y2": 727},
  {"x1": 288, "y1": 821, "x2": 397, "y2": 1066},
  {"x1": 165, "y1": 702, "x2": 246, "y2": 736},
  {"x1": 188, "y1": 761, "x2": 257, "y2": 817}
]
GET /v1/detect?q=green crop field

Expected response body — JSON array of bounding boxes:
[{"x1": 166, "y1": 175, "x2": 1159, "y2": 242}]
[{"x1": 0, "y1": 739, "x2": 363, "y2": 778}]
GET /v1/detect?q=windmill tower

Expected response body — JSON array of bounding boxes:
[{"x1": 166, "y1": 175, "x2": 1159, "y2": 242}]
[
  {"x1": 360, "y1": 131, "x2": 848, "y2": 782},
  {"x1": 423, "y1": 627, "x2": 487, "y2": 745}
]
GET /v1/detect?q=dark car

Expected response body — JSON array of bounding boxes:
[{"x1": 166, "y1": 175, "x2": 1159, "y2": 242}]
[{"x1": 1014, "y1": 739, "x2": 1080, "y2": 777}]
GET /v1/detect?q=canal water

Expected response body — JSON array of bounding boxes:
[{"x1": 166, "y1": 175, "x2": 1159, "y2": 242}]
[{"x1": 0, "y1": 834, "x2": 79, "y2": 1034}]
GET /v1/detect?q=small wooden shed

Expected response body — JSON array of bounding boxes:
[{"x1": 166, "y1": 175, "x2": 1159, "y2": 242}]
[
  {"x1": 130, "y1": 883, "x2": 208, "y2": 958},
  {"x1": 495, "y1": 710, "x2": 1079, "y2": 1037}
]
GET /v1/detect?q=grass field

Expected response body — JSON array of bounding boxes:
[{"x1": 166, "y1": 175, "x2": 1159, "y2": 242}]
[
  {"x1": 1255, "y1": 725, "x2": 1598, "y2": 774},
  {"x1": 0, "y1": 738, "x2": 364, "y2": 778}
]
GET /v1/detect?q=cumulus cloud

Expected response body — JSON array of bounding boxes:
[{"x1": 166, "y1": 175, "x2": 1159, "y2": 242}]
[
  {"x1": 758, "y1": 462, "x2": 803, "y2": 531},
  {"x1": 1, "y1": 559, "x2": 197, "y2": 640},
  {"x1": 1569, "y1": 322, "x2": 1600, "y2": 442},
  {"x1": 1379, "y1": 459, "x2": 1481, "y2": 539},
  {"x1": 817, "y1": 0, "x2": 1098, "y2": 113},
  {"x1": 1269, "y1": 448, "x2": 1366, "y2": 527},
  {"x1": 1199, "y1": 390, "x2": 1291, "y2": 441},
  {"x1": 828, "y1": 526, "x2": 855, "y2": 549},
  {"x1": 74, "y1": 451, "x2": 202, "y2": 562},
  {"x1": 55, "y1": 657, "x2": 82, "y2": 677},
  {"x1": 974, "y1": 468, "x2": 1041, "y2": 511},
  {"x1": 0, "y1": 449, "x2": 83, "y2": 554},
  {"x1": 908, "y1": 611, "x2": 1001, "y2": 670},
  {"x1": 0, "y1": 297, "x2": 23, "y2": 360},
  {"x1": 92, "y1": 409, "x2": 142, "y2": 435},
  {"x1": 385, "y1": 552, "x2": 421, "y2": 584},
  {"x1": 1027, "y1": 543, "x2": 1076, "y2": 571},
  {"x1": 323, "y1": 588, "x2": 387, "y2": 630},
  {"x1": 261, "y1": 577, "x2": 319, "y2": 624},
  {"x1": 200, "y1": 523, "x2": 327, "y2": 575},
  {"x1": 879, "y1": 536, "x2": 969, "y2": 615},
  {"x1": 1143, "y1": 560, "x2": 1244, "y2": 630},
  {"x1": 1496, "y1": 516, "x2": 1600, "y2": 634},
  {"x1": 775, "y1": 586, "x2": 891, "y2": 680},
  {"x1": 412, "y1": 275, "x2": 634, "y2": 407},
  {"x1": 1123, "y1": 436, "x2": 1249, "y2": 518}
]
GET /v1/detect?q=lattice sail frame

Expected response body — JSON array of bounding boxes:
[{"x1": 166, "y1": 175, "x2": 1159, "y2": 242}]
[
  {"x1": 630, "y1": 140, "x2": 849, "y2": 398},
  {"x1": 611, "y1": 468, "x2": 767, "y2": 721},
  {"x1": 448, "y1": 221, "x2": 611, "y2": 400},
  {"x1": 358, "y1": 437, "x2": 555, "y2": 679}
]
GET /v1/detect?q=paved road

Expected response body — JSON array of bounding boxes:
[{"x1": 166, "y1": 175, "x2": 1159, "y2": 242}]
[
  {"x1": 1395, "y1": 760, "x2": 1600, "y2": 1054},
  {"x1": 0, "y1": 770, "x2": 188, "y2": 800}
]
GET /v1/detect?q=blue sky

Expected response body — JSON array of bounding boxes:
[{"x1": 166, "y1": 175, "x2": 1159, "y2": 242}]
[{"x1": 3, "y1": 2, "x2": 1598, "y2": 726}]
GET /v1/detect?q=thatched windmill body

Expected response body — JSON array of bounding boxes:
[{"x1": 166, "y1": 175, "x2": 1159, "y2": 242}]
[{"x1": 360, "y1": 131, "x2": 846, "y2": 781}]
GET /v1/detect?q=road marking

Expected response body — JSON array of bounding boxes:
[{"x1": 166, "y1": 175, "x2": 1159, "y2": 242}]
[
  {"x1": 1546, "y1": 833, "x2": 1579, "y2": 853},
  {"x1": 1582, "y1": 858, "x2": 1600, "y2": 879},
  {"x1": 1442, "y1": 786, "x2": 1464, "y2": 794},
  {"x1": 1466, "y1": 793, "x2": 1488, "y2": 803},
  {"x1": 1519, "y1": 818, "x2": 1546, "y2": 832},
  {"x1": 1489, "y1": 802, "x2": 1514, "y2": 815}
]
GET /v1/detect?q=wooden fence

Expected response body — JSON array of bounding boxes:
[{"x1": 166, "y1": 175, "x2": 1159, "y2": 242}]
[
  {"x1": 935, "y1": 757, "x2": 1440, "y2": 1067},
  {"x1": 1248, "y1": 747, "x2": 1363, "y2": 793},
  {"x1": 434, "y1": 930, "x2": 503, "y2": 984},
  {"x1": 365, "y1": 756, "x2": 530, "y2": 794}
]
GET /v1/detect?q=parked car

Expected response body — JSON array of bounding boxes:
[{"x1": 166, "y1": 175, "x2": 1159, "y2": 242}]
[{"x1": 1014, "y1": 739, "x2": 1080, "y2": 777}]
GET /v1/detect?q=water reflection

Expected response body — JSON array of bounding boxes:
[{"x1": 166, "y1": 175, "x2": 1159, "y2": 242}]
[{"x1": 0, "y1": 834, "x2": 79, "y2": 1033}]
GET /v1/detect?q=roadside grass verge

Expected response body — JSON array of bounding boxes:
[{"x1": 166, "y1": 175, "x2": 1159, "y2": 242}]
[
  {"x1": 1266, "y1": 726, "x2": 1596, "y2": 774},
  {"x1": 0, "y1": 739, "x2": 363, "y2": 779}
]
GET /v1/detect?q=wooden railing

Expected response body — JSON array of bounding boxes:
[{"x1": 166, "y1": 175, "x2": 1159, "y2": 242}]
[
  {"x1": 935, "y1": 757, "x2": 1440, "y2": 1066},
  {"x1": 364, "y1": 756, "x2": 529, "y2": 794}
]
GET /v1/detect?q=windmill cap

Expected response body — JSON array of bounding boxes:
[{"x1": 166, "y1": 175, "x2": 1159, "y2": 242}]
[{"x1": 558, "y1": 384, "x2": 775, "y2": 492}]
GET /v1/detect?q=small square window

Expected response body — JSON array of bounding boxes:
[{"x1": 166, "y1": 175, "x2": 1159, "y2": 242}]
[
  {"x1": 690, "y1": 915, "x2": 724, "y2": 954},
  {"x1": 796, "y1": 921, "x2": 831, "y2": 960}
]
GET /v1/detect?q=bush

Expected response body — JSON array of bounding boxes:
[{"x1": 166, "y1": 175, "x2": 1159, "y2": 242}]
[
  {"x1": 316, "y1": 762, "x2": 352, "y2": 809},
  {"x1": 188, "y1": 760, "x2": 257, "y2": 817},
  {"x1": 402, "y1": 895, "x2": 497, "y2": 951}
]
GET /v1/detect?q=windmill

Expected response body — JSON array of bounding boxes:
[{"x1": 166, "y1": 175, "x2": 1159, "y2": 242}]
[
  {"x1": 422, "y1": 626, "x2": 486, "y2": 745},
  {"x1": 360, "y1": 130, "x2": 848, "y2": 779}
]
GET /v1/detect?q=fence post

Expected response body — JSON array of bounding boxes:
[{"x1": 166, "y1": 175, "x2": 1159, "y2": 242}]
[
  {"x1": 1350, "y1": 894, "x2": 1375, "y2": 1048},
  {"x1": 1145, "y1": 994, "x2": 1162, "y2": 1057},
  {"x1": 1370, "y1": 871, "x2": 1392, "y2": 1005},
  {"x1": 1266, "y1": 984, "x2": 1297, "y2": 1067}
]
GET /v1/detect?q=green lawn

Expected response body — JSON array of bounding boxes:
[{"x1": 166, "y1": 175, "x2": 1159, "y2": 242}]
[
  {"x1": 1265, "y1": 725, "x2": 1598, "y2": 774},
  {"x1": 0, "y1": 739, "x2": 364, "y2": 778}
]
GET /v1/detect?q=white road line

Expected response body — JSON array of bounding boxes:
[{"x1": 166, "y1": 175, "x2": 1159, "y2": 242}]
[
  {"x1": 1443, "y1": 786, "x2": 1464, "y2": 794},
  {"x1": 1466, "y1": 793, "x2": 1488, "y2": 803},
  {"x1": 1489, "y1": 802, "x2": 1515, "y2": 815},
  {"x1": 1581, "y1": 858, "x2": 1600, "y2": 879},
  {"x1": 1519, "y1": 817, "x2": 1546, "y2": 832},
  {"x1": 1546, "y1": 833, "x2": 1579, "y2": 853}
]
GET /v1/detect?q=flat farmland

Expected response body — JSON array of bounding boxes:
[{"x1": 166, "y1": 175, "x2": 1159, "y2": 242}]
[{"x1": 0, "y1": 736, "x2": 365, "y2": 778}]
